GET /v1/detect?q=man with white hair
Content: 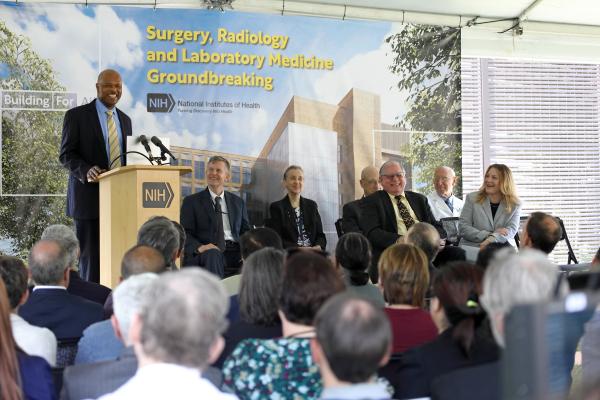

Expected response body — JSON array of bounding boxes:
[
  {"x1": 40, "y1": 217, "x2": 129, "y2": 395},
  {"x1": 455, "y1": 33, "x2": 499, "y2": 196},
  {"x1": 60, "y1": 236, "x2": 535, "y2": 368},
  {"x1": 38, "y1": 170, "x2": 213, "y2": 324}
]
[
  {"x1": 426, "y1": 166, "x2": 464, "y2": 221},
  {"x1": 41, "y1": 224, "x2": 111, "y2": 305},
  {"x1": 98, "y1": 269, "x2": 236, "y2": 399},
  {"x1": 62, "y1": 273, "x2": 158, "y2": 400},
  {"x1": 481, "y1": 248, "x2": 562, "y2": 347}
]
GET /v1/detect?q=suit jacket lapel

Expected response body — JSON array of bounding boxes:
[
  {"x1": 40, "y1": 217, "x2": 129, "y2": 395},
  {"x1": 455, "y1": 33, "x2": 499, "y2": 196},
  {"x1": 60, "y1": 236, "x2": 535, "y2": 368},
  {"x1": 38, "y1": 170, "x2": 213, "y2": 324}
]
[
  {"x1": 483, "y1": 197, "x2": 494, "y2": 227},
  {"x1": 495, "y1": 200, "x2": 508, "y2": 228},
  {"x1": 201, "y1": 189, "x2": 216, "y2": 225},
  {"x1": 224, "y1": 191, "x2": 236, "y2": 232},
  {"x1": 381, "y1": 191, "x2": 398, "y2": 233}
]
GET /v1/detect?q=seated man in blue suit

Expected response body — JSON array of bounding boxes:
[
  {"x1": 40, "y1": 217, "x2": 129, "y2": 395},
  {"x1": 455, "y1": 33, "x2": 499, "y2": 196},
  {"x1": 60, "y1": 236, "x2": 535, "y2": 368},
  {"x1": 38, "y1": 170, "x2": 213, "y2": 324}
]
[
  {"x1": 19, "y1": 240, "x2": 104, "y2": 340},
  {"x1": 180, "y1": 155, "x2": 251, "y2": 278}
]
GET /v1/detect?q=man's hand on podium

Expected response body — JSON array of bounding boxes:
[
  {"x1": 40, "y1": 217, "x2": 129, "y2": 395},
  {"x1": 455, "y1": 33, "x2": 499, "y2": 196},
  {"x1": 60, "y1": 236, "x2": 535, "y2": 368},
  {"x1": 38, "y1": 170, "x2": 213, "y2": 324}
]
[{"x1": 87, "y1": 165, "x2": 106, "y2": 183}]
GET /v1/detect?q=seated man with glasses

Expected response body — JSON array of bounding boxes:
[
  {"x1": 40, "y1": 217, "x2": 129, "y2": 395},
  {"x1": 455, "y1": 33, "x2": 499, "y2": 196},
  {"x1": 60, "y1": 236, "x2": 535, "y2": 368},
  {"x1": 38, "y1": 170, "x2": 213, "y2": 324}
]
[{"x1": 361, "y1": 161, "x2": 444, "y2": 283}]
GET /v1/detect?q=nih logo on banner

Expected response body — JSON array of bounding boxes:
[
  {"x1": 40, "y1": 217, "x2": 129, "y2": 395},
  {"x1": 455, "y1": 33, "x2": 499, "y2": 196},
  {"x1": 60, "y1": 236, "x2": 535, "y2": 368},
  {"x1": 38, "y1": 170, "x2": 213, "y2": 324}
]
[{"x1": 147, "y1": 93, "x2": 175, "y2": 113}]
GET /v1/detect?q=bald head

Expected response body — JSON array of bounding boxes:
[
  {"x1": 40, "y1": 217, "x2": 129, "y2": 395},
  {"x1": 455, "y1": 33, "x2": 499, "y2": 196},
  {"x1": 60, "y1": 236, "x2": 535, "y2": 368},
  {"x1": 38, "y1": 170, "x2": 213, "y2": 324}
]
[
  {"x1": 96, "y1": 69, "x2": 122, "y2": 109},
  {"x1": 433, "y1": 166, "x2": 457, "y2": 198},
  {"x1": 359, "y1": 166, "x2": 379, "y2": 197},
  {"x1": 121, "y1": 245, "x2": 167, "y2": 279},
  {"x1": 29, "y1": 239, "x2": 70, "y2": 286}
]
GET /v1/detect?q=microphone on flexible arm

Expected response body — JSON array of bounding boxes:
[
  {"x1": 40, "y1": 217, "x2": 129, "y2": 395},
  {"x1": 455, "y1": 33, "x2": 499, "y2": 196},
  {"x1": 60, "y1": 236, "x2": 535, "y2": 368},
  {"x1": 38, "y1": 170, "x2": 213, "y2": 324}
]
[
  {"x1": 136, "y1": 135, "x2": 153, "y2": 159},
  {"x1": 150, "y1": 136, "x2": 177, "y2": 162}
]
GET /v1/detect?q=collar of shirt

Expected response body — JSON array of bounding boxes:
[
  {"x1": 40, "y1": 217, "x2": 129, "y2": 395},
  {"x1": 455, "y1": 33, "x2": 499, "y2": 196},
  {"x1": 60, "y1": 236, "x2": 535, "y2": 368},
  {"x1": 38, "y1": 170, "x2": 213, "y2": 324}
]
[
  {"x1": 33, "y1": 285, "x2": 67, "y2": 291},
  {"x1": 320, "y1": 382, "x2": 390, "y2": 400},
  {"x1": 208, "y1": 188, "x2": 225, "y2": 202}
]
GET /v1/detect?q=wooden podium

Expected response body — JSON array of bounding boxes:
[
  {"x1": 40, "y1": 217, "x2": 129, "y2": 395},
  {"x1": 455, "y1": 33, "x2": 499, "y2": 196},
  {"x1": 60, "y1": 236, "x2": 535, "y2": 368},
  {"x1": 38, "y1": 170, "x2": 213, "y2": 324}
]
[{"x1": 97, "y1": 165, "x2": 192, "y2": 288}]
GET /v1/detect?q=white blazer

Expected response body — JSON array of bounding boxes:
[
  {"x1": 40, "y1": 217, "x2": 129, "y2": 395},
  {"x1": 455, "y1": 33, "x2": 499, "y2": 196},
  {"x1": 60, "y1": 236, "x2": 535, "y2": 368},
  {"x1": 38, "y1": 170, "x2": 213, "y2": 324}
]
[
  {"x1": 459, "y1": 191, "x2": 521, "y2": 248},
  {"x1": 427, "y1": 193, "x2": 464, "y2": 221}
]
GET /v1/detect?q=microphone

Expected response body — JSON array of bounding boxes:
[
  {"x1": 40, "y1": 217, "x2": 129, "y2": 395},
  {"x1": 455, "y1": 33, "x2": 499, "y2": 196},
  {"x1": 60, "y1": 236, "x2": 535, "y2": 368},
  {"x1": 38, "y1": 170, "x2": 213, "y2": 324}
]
[
  {"x1": 150, "y1": 136, "x2": 177, "y2": 161},
  {"x1": 137, "y1": 135, "x2": 153, "y2": 158}
]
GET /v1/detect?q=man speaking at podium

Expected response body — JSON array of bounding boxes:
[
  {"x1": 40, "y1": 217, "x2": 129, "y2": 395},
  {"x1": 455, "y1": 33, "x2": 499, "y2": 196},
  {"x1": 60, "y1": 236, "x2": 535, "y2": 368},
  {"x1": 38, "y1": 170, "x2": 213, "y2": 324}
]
[{"x1": 59, "y1": 69, "x2": 132, "y2": 283}]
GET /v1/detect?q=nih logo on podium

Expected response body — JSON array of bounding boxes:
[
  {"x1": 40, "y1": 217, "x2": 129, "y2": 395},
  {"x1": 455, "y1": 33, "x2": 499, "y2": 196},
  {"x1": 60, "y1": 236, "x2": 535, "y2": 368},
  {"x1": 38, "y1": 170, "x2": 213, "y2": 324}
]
[{"x1": 147, "y1": 93, "x2": 175, "y2": 113}]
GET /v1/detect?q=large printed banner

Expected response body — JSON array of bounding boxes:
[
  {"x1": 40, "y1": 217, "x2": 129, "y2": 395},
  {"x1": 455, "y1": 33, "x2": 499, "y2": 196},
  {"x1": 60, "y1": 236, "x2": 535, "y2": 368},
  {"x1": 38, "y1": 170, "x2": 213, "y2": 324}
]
[{"x1": 0, "y1": 4, "x2": 461, "y2": 253}]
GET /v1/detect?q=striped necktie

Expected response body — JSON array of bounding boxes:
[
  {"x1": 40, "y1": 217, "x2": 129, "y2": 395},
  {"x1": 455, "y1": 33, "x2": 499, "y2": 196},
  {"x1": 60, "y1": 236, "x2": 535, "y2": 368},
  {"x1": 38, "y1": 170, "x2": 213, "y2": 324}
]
[{"x1": 106, "y1": 110, "x2": 122, "y2": 169}]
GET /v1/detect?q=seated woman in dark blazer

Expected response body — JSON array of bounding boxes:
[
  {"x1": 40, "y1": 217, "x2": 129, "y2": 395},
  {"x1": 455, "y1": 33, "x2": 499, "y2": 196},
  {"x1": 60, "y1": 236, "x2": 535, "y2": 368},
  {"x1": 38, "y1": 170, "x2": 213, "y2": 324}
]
[
  {"x1": 393, "y1": 262, "x2": 499, "y2": 399},
  {"x1": 267, "y1": 165, "x2": 326, "y2": 250}
]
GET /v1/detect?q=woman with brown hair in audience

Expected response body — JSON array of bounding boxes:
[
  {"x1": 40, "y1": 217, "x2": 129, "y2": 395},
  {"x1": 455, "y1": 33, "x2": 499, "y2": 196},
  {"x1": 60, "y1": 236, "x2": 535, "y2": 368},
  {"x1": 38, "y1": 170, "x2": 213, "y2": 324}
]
[
  {"x1": 378, "y1": 243, "x2": 438, "y2": 354},
  {"x1": 222, "y1": 251, "x2": 344, "y2": 399},
  {"x1": 394, "y1": 262, "x2": 499, "y2": 399},
  {"x1": 0, "y1": 277, "x2": 55, "y2": 400}
]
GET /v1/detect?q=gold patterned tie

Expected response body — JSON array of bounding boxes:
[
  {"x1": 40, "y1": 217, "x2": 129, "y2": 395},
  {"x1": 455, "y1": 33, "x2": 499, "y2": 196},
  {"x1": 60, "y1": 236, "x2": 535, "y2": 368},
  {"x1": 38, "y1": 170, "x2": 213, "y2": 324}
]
[
  {"x1": 106, "y1": 110, "x2": 122, "y2": 169},
  {"x1": 395, "y1": 195, "x2": 415, "y2": 230}
]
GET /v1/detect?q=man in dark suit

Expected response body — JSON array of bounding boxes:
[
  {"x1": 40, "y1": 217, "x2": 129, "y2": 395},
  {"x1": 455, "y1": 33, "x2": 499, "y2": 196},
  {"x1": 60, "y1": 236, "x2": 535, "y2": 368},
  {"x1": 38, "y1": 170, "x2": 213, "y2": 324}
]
[
  {"x1": 19, "y1": 240, "x2": 104, "y2": 340},
  {"x1": 59, "y1": 69, "x2": 132, "y2": 283},
  {"x1": 180, "y1": 155, "x2": 250, "y2": 278},
  {"x1": 361, "y1": 161, "x2": 444, "y2": 282},
  {"x1": 341, "y1": 165, "x2": 380, "y2": 234}
]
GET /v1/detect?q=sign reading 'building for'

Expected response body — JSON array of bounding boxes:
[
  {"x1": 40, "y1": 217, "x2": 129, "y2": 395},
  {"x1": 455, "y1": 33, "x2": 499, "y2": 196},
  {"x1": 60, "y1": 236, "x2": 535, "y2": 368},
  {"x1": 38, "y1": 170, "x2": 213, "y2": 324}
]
[
  {"x1": 0, "y1": 90, "x2": 77, "y2": 110},
  {"x1": 142, "y1": 182, "x2": 174, "y2": 208}
]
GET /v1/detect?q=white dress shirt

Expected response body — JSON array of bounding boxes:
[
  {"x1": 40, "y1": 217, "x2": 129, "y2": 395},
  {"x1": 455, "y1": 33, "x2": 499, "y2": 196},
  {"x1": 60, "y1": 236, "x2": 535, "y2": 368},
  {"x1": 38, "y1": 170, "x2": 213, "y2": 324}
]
[
  {"x1": 209, "y1": 189, "x2": 234, "y2": 241},
  {"x1": 427, "y1": 192, "x2": 464, "y2": 221},
  {"x1": 11, "y1": 313, "x2": 57, "y2": 366},
  {"x1": 98, "y1": 363, "x2": 238, "y2": 400}
]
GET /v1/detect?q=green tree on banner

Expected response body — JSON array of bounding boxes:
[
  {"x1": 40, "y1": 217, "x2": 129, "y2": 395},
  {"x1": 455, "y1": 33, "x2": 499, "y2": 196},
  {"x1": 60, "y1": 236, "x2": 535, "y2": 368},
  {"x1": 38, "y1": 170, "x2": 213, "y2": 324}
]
[
  {"x1": 0, "y1": 20, "x2": 70, "y2": 256},
  {"x1": 387, "y1": 24, "x2": 462, "y2": 195}
]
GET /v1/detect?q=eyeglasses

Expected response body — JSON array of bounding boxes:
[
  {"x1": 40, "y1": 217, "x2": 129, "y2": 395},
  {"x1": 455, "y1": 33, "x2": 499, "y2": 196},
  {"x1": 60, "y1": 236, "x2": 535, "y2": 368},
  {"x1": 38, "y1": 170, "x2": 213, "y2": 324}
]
[{"x1": 381, "y1": 173, "x2": 405, "y2": 180}]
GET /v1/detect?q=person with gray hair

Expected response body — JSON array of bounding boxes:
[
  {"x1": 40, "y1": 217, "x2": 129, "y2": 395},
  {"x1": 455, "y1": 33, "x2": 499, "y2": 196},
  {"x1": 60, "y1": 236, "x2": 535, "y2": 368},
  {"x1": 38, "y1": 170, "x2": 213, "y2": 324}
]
[
  {"x1": 98, "y1": 269, "x2": 235, "y2": 400},
  {"x1": 76, "y1": 244, "x2": 167, "y2": 365},
  {"x1": 18, "y1": 240, "x2": 104, "y2": 340},
  {"x1": 42, "y1": 224, "x2": 112, "y2": 305},
  {"x1": 405, "y1": 222, "x2": 441, "y2": 265},
  {"x1": 311, "y1": 293, "x2": 392, "y2": 400},
  {"x1": 481, "y1": 248, "x2": 562, "y2": 347},
  {"x1": 62, "y1": 273, "x2": 158, "y2": 400},
  {"x1": 137, "y1": 216, "x2": 180, "y2": 269},
  {"x1": 427, "y1": 166, "x2": 464, "y2": 220}
]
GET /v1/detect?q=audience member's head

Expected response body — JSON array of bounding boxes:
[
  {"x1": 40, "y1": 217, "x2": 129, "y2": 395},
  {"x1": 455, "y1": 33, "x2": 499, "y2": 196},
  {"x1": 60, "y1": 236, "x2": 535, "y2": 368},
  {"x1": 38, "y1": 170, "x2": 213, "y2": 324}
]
[
  {"x1": 170, "y1": 220, "x2": 186, "y2": 260},
  {"x1": 432, "y1": 246, "x2": 466, "y2": 268},
  {"x1": 279, "y1": 251, "x2": 344, "y2": 327},
  {"x1": 0, "y1": 277, "x2": 21, "y2": 400},
  {"x1": 430, "y1": 262, "x2": 485, "y2": 356},
  {"x1": 29, "y1": 239, "x2": 70, "y2": 286},
  {"x1": 0, "y1": 256, "x2": 28, "y2": 311},
  {"x1": 360, "y1": 165, "x2": 380, "y2": 197},
  {"x1": 239, "y1": 227, "x2": 283, "y2": 260},
  {"x1": 475, "y1": 242, "x2": 514, "y2": 270},
  {"x1": 335, "y1": 233, "x2": 372, "y2": 286},
  {"x1": 239, "y1": 247, "x2": 285, "y2": 326},
  {"x1": 405, "y1": 222, "x2": 441, "y2": 263},
  {"x1": 121, "y1": 244, "x2": 167, "y2": 280},
  {"x1": 133, "y1": 269, "x2": 228, "y2": 369},
  {"x1": 112, "y1": 273, "x2": 158, "y2": 346},
  {"x1": 41, "y1": 224, "x2": 79, "y2": 269},
  {"x1": 137, "y1": 216, "x2": 179, "y2": 268},
  {"x1": 378, "y1": 243, "x2": 429, "y2": 307},
  {"x1": 312, "y1": 293, "x2": 392, "y2": 387},
  {"x1": 521, "y1": 212, "x2": 562, "y2": 254},
  {"x1": 481, "y1": 249, "x2": 561, "y2": 347}
]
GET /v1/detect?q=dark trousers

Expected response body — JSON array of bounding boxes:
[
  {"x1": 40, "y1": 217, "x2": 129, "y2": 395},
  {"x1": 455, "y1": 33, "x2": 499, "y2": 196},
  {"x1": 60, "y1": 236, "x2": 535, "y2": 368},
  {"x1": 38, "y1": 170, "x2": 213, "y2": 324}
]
[
  {"x1": 186, "y1": 241, "x2": 241, "y2": 279},
  {"x1": 74, "y1": 218, "x2": 100, "y2": 283}
]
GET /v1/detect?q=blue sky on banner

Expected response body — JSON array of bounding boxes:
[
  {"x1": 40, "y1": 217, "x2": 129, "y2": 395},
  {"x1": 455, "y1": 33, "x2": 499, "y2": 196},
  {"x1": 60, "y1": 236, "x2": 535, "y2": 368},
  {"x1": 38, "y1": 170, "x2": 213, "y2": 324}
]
[{"x1": 0, "y1": 4, "x2": 408, "y2": 156}]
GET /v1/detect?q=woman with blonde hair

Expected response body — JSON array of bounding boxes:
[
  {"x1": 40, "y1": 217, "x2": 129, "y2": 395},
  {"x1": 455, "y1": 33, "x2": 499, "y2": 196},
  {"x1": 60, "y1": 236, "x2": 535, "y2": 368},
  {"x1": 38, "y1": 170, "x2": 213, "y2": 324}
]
[
  {"x1": 378, "y1": 243, "x2": 437, "y2": 354},
  {"x1": 459, "y1": 164, "x2": 521, "y2": 250}
]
